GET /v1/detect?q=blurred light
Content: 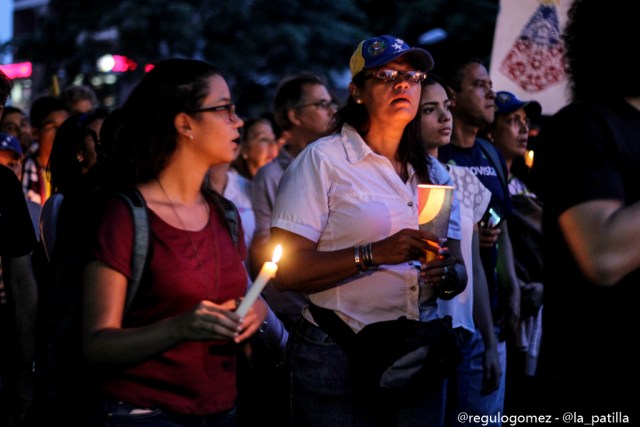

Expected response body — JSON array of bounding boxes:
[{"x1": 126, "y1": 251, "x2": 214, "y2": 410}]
[
  {"x1": 0, "y1": 62, "x2": 33, "y2": 79},
  {"x1": 525, "y1": 150, "x2": 535, "y2": 168},
  {"x1": 72, "y1": 74, "x2": 84, "y2": 85},
  {"x1": 418, "y1": 28, "x2": 448, "y2": 45},
  {"x1": 97, "y1": 54, "x2": 115, "y2": 72},
  {"x1": 97, "y1": 54, "x2": 138, "y2": 73},
  {"x1": 144, "y1": 64, "x2": 155, "y2": 73},
  {"x1": 111, "y1": 55, "x2": 137, "y2": 72}
]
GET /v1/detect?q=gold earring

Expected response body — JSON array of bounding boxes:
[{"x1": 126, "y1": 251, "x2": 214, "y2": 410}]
[{"x1": 355, "y1": 98, "x2": 363, "y2": 105}]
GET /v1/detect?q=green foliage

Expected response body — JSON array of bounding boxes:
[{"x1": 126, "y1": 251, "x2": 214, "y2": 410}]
[{"x1": 7, "y1": 0, "x2": 498, "y2": 115}]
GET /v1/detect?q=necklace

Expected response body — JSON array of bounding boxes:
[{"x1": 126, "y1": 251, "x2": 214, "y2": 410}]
[{"x1": 155, "y1": 178, "x2": 218, "y2": 301}]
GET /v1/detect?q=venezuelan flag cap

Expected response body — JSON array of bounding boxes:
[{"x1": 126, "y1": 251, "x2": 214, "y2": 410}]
[
  {"x1": 495, "y1": 91, "x2": 542, "y2": 120},
  {"x1": 349, "y1": 35, "x2": 434, "y2": 79},
  {"x1": 0, "y1": 132, "x2": 22, "y2": 156}
]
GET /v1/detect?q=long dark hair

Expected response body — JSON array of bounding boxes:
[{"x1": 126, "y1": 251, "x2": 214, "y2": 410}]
[
  {"x1": 104, "y1": 59, "x2": 220, "y2": 191},
  {"x1": 48, "y1": 110, "x2": 107, "y2": 195},
  {"x1": 327, "y1": 71, "x2": 430, "y2": 183}
]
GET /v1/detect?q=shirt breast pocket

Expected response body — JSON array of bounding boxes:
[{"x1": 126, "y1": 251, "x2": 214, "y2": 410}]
[{"x1": 328, "y1": 191, "x2": 409, "y2": 242}]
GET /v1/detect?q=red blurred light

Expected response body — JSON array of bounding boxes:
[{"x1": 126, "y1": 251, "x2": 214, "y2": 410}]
[
  {"x1": 144, "y1": 64, "x2": 155, "y2": 73},
  {"x1": 111, "y1": 55, "x2": 138, "y2": 72},
  {"x1": 0, "y1": 62, "x2": 33, "y2": 79}
]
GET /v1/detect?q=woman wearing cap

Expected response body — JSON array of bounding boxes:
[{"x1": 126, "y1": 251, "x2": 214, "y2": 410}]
[
  {"x1": 270, "y1": 35, "x2": 466, "y2": 426},
  {"x1": 481, "y1": 91, "x2": 544, "y2": 414},
  {"x1": 482, "y1": 91, "x2": 541, "y2": 196}
]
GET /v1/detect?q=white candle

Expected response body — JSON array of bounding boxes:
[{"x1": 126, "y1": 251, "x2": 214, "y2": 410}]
[{"x1": 236, "y1": 244, "x2": 282, "y2": 317}]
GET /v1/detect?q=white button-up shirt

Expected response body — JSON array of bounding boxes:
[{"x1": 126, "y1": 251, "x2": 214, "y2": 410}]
[{"x1": 272, "y1": 124, "x2": 460, "y2": 331}]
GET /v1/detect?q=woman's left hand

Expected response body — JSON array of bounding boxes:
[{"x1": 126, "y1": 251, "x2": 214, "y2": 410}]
[
  {"x1": 235, "y1": 298, "x2": 269, "y2": 343},
  {"x1": 420, "y1": 248, "x2": 465, "y2": 300},
  {"x1": 420, "y1": 248, "x2": 453, "y2": 280}
]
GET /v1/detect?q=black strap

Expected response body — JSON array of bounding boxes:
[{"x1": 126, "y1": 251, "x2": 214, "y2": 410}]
[
  {"x1": 307, "y1": 303, "x2": 357, "y2": 352},
  {"x1": 115, "y1": 188, "x2": 239, "y2": 315},
  {"x1": 477, "y1": 138, "x2": 509, "y2": 196},
  {"x1": 203, "y1": 188, "x2": 240, "y2": 249},
  {"x1": 116, "y1": 188, "x2": 149, "y2": 314}
]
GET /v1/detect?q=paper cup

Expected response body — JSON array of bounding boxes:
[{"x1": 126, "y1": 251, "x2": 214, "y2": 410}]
[{"x1": 418, "y1": 184, "x2": 455, "y2": 261}]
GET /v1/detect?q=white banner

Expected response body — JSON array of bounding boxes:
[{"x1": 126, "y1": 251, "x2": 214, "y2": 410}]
[{"x1": 489, "y1": 0, "x2": 573, "y2": 115}]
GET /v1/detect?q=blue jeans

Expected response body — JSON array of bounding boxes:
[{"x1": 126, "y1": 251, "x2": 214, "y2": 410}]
[
  {"x1": 445, "y1": 329, "x2": 506, "y2": 427},
  {"x1": 287, "y1": 317, "x2": 447, "y2": 427},
  {"x1": 97, "y1": 400, "x2": 236, "y2": 427}
]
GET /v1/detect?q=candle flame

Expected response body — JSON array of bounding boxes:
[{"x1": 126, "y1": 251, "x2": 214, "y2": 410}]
[
  {"x1": 272, "y1": 244, "x2": 283, "y2": 263},
  {"x1": 525, "y1": 150, "x2": 535, "y2": 168}
]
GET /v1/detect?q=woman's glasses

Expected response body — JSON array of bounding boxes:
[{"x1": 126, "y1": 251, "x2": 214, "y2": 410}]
[
  {"x1": 191, "y1": 103, "x2": 238, "y2": 122},
  {"x1": 365, "y1": 69, "x2": 428, "y2": 83}
]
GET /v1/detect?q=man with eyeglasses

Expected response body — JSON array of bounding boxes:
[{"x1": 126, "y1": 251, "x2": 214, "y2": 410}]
[{"x1": 250, "y1": 72, "x2": 337, "y2": 329}]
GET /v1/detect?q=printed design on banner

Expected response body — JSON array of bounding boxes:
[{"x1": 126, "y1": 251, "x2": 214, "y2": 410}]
[{"x1": 499, "y1": 0, "x2": 565, "y2": 93}]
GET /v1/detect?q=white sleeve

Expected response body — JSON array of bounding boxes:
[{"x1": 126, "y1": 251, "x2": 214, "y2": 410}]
[{"x1": 271, "y1": 146, "x2": 333, "y2": 243}]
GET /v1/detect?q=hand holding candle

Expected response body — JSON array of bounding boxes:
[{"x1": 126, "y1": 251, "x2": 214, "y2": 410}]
[
  {"x1": 235, "y1": 244, "x2": 282, "y2": 317},
  {"x1": 417, "y1": 185, "x2": 454, "y2": 261}
]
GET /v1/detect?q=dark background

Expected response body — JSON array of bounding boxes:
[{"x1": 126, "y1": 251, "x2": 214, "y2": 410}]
[{"x1": 3, "y1": 0, "x2": 499, "y2": 117}]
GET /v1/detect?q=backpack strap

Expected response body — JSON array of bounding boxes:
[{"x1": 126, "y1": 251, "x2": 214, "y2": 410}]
[
  {"x1": 116, "y1": 188, "x2": 150, "y2": 314},
  {"x1": 477, "y1": 138, "x2": 509, "y2": 196},
  {"x1": 203, "y1": 188, "x2": 241, "y2": 249},
  {"x1": 220, "y1": 196, "x2": 240, "y2": 248}
]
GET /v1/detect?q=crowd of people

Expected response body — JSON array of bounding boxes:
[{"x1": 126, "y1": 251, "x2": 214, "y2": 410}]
[{"x1": 0, "y1": 0, "x2": 638, "y2": 425}]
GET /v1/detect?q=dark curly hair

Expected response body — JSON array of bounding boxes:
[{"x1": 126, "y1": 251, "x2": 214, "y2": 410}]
[
  {"x1": 105, "y1": 59, "x2": 220, "y2": 191},
  {"x1": 564, "y1": 0, "x2": 640, "y2": 101},
  {"x1": 327, "y1": 71, "x2": 431, "y2": 184}
]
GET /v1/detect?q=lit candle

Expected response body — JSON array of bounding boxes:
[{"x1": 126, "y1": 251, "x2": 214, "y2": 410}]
[
  {"x1": 235, "y1": 244, "x2": 282, "y2": 317},
  {"x1": 525, "y1": 150, "x2": 535, "y2": 168}
]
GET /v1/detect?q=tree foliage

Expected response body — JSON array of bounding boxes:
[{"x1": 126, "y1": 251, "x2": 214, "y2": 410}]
[{"x1": 7, "y1": 0, "x2": 498, "y2": 116}]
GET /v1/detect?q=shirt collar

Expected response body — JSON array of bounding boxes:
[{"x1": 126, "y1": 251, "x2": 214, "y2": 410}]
[
  {"x1": 340, "y1": 124, "x2": 417, "y2": 182},
  {"x1": 340, "y1": 124, "x2": 373, "y2": 164}
]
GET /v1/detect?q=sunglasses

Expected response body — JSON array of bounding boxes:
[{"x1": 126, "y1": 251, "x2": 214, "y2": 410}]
[{"x1": 365, "y1": 69, "x2": 428, "y2": 83}]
